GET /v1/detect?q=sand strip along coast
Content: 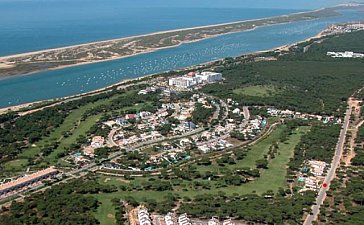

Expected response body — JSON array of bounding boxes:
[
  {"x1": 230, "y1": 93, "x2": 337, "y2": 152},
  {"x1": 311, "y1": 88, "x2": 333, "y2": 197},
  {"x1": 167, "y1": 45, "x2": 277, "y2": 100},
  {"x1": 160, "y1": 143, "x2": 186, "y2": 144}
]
[
  {"x1": 0, "y1": 22, "x2": 343, "y2": 115},
  {"x1": 1, "y1": 4, "x2": 361, "y2": 77}
]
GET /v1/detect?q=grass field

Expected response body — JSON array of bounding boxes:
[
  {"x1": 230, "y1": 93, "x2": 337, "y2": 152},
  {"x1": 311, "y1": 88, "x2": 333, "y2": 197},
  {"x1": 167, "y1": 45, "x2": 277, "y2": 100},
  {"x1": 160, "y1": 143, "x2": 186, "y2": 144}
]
[
  {"x1": 91, "y1": 126, "x2": 309, "y2": 223},
  {"x1": 7, "y1": 92, "x2": 131, "y2": 171},
  {"x1": 195, "y1": 125, "x2": 286, "y2": 174},
  {"x1": 20, "y1": 100, "x2": 107, "y2": 158},
  {"x1": 122, "y1": 102, "x2": 152, "y2": 112},
  {"x1": 2, "y1": 159, "x2": 28, "y2": 172},
  {"x1": 212, "y1": 126, "x2": 310, "y2": 195},
  {"x1": 93, "y1": 196, "x2": 117, "y2": 225},
  {"x1": 232, "y1": 85, "x2": 280, "y2": 97},
  {"x1": 46, "y1": 114, "x2": 102, "y2": 164},
  {"x1": 4, "y1": 89, "x2": 148, "y2": 171}
]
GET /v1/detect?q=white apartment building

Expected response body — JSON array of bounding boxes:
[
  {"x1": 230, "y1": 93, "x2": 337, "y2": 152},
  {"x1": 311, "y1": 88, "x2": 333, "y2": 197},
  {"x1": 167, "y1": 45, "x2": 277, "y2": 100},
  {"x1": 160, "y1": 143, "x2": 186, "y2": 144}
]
[
  {"x1": 222, "y1": 219, "x2": 235, "y2": 225},
  {"x1": 165, "y1": 212, "x2": 175, "y2": 225},
  {"x1": 138, "y1": 207, "x2": 152, "y2": 225},
  {"x1": 327, "y1": 51, "x2": 364, "y2": 58},
  {"x1": 208, "y1": 217, "x2": 220, "y2": 225},
  {"x1": 196, "y1": 72, "x2": 223, "y2": 82},
  {"x1": 168, "y1": 77, "x2": 198, "y2": 88},
  {"x1": 168, "y1": 71, "x2": 223, "y2": 88},
  {"x1": 178, "y1": 213, "x2": 191, "y2": 225}
]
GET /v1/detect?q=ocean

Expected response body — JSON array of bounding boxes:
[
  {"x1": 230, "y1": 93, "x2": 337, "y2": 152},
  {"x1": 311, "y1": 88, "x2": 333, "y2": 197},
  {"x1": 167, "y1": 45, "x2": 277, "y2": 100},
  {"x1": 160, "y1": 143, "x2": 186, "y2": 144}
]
[
  {"x1": 0, "y1": 2, "x2": 299, "y2": 56},
  {"x1": 0, "y1": 1, "x2": 364, "y2": 107}
]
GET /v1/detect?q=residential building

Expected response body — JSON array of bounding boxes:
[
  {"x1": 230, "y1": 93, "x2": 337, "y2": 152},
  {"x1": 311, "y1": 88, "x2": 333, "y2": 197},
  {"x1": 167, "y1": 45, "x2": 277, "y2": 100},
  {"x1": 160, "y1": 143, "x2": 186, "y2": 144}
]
[
  {"x1": 178, "y1": 214, "x2": 191, "y2": 225},
  {"x1": 232, "y1": 108, "x2": 241, "y2": 114},
  {"x1": 169, "y1": 76, "x2": 198, "y2": 88},
  {"x1": 116, "y1": 117, "x2": 128, "y2": 126},
  {"x1": 196, "y1": 71, "x2": 223, "y2": 82},
  {"x1": 168, "y1": 71, "x2": 223, "y2": 88},
  {"x1": 138, "y1": 207, "x2": 152, "y2": 225},
  {"x1": 327, "y1": 51, "x2": 364, "y2": 58},
  {"x1": 126, "y1": 114, "x2": 137, "y2": 120},
  {"x1": 138, "y1": 90, "x2": 148, "y2": 95},
  {"x1": 83, "y1": 146, "x2": 95, "y2": 157},
  {"x1": 208, "y1": 217, "x2": 220, "y2": 225},
  {"x1": 165, "y1": 212, "x2": 176, "y2": 225},
  {"x1": 222, "y1": 219, "x2": 235, "y2": 225},
  {"x1": 308, "y1": 160, "x2": 327, "y2": 176},
  {"x1": 304, "y1": 176, "x2": 320, "y2": 190},
  {"x1": 0, "y1": 167, "x2": 58, "y2": 197},
  {"x1": 91, "y1": 136, "x2": 105, "y2": 149}
]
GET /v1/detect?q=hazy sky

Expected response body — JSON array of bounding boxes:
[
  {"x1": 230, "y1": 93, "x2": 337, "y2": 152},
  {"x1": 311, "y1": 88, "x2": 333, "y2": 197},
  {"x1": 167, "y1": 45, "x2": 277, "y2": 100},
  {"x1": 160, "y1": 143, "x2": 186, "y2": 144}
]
[
  {"x1": 0, "y1": 0, "x2": 360, "y2": 9},
  {"x1": 129, "y1": 0, "x2": 357, "y2": 9}
]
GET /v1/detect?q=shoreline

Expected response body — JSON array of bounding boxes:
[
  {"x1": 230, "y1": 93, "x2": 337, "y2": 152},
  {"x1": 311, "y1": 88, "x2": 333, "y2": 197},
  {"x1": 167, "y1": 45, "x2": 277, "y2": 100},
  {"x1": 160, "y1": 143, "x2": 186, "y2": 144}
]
[
  {"x1": 0, "y1": 28, "x2": 328, "y2": 114},
  {"x1": 0, "y1": 13, "x2": 336, "y2": 80},
  {"x1": 0, "y1": 8, "x2": 319, "y2": 60},
  {"x1": 0, "y1": 6, "x2": 345, "y2": 78},
  {"x1": 0, "y1": 24, "x2": 267, "y2": 80}
]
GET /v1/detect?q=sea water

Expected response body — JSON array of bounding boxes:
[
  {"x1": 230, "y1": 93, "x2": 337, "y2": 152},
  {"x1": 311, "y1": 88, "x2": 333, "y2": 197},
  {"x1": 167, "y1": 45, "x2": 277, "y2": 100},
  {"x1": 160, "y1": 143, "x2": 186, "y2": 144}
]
[
  {"x1": 0, "y1": 6, "x2": 363, "y2": 107},
  {"x1": 0, "y1": 1, "x2": 299, "y2": 56}
]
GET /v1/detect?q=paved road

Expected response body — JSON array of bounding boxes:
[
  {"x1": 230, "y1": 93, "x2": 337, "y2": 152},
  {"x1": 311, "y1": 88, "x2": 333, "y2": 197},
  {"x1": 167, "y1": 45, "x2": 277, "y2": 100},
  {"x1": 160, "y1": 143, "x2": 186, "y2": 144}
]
[
  {"x1": 0, "y1": 95, "x2": 233, "y2": 206},
  {"x1": 303, "y1": 103, "x2": 352, "y2": 225},
  {"x1": 240, "y1": 106, "x2": 250, "y2": 128},
  {"x1": 107, "y1": 128, "x2": 119, "y2": 147}
]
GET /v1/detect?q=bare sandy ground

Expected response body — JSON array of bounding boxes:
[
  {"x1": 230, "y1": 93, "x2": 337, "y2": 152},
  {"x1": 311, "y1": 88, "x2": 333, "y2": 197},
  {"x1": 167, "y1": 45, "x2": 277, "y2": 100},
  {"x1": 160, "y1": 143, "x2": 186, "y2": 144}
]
[{"x1": 0, "y1": 62, "x2": 15, "y2": 69}]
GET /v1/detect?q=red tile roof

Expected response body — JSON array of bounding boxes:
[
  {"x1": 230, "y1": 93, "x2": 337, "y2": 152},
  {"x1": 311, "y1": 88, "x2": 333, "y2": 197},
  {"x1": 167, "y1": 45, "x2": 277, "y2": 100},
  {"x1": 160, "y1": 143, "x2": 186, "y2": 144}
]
[{"x1": 0, "y1": 167, "x2": 58, "y2": 192}]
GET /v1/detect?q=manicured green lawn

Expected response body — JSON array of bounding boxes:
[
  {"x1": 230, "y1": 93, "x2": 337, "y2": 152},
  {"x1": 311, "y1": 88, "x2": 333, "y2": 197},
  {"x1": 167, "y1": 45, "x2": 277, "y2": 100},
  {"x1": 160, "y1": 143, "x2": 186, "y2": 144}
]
[
  {"x1": 233, "y1": 85, "x2": 280, "y2": 97},
  {"x1": 46, "y1": 114, "x2": 102, "y2": 163},
  {"x1": 195, "y1": 125, "x2": 286, "y2": 173},
  {"x1": 91, "y1": 190, "x2": 170, "y2": 225},
  {"x1": 3, "y1": 159, "x2": 28, "y2": 172},
  {"x1": 91, "y1": 126, "x2": 309, "y2": 223},
  {"x1": 93, "y1": 196, "x2": 117, "y2": 225},
  {"x1": 121, "y1": 101, "x2": 152, "y2": 112},
  {"x1": 20, "y1": 106, "x2": 90, "y2": 159},
  {"x1": 212, "y1": 126, "x2": 310, "y2": 195},
  {"x1": 20, "y1": 100, "x2": 107, "y2": 158},
  {"x1": 17, "y1": 91, "x2": 134, "y2": 168}
]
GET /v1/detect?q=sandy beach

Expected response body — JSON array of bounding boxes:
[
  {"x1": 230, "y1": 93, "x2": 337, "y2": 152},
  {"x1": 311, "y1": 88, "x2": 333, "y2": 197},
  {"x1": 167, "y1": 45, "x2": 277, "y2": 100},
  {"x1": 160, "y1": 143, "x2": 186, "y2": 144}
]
[
  {"x1": 0, "y1": 62, "x2": 15, "y2": 69},
  {"x1": 0, "y1": 9, "x2": 322, "y2": 60},
  {"x1": 0, "y1": 5, "x2": 345, "y2": 78}
]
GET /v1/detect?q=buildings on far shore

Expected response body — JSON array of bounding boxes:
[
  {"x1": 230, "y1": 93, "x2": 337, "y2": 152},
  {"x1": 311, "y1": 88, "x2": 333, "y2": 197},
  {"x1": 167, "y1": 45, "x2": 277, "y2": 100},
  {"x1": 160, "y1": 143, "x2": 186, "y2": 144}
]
[
  {"x1": 169, "y1": 71, "x2": 223, "y2": 89},
  {"x1": 327, "y1": 51, "x2": 364, "y2": 58}
]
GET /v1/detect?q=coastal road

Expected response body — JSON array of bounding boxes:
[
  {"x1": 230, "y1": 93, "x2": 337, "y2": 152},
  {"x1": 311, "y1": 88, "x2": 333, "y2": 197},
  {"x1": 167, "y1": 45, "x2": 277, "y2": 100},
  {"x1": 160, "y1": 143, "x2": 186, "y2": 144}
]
[{"x1": 303, "y1": 101, "x2": 352, "y2": 225}]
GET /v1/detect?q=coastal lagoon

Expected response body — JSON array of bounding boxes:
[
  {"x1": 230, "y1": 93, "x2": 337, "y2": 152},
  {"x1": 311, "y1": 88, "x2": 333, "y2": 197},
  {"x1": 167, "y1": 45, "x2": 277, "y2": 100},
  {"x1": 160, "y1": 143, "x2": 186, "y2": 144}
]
[{"x1": 0, "y1": 9, "x2": 364, "y2": 107}]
